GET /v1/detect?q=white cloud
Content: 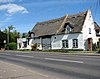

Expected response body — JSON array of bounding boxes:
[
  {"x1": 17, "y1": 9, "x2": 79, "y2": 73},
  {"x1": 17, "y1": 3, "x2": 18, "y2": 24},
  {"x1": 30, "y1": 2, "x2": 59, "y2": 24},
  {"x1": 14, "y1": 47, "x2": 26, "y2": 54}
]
[
  {"x1": 0, "y1": 4, "x2": 29, "y2": 16},
  {"x1": 0, "y1": 0, "x2": 14, "y2": 3}
]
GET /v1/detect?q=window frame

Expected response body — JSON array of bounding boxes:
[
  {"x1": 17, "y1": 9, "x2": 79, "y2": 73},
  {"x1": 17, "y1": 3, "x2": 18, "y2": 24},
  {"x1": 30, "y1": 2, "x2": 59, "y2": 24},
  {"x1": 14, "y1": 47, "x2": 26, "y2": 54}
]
[
  {"x1": 62, "y1": 40, "x2": 69, "y2": 48},
  {"x1": 23, "y1": 41, "x2": 27, "y2": 48},
  {"x1": 65, "y1": 25, "x2": 71, "y2": 33},
  {"x1": 73, "y1": 39, "x2": 78, "y2": 48}
]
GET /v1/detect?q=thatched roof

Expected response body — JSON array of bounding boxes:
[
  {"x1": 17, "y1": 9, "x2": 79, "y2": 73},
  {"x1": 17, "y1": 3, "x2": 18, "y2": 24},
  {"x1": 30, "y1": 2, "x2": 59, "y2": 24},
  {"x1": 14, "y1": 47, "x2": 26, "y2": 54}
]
[
  {"x1": 32, "y1": 11, "x2": 90, "y2": 37},
  {"x1": 94, "y1": 22, "x2": 100, "y2": 36},
  {"x1": 94, "y1": 22, "x2": 100, "y2": 30}
]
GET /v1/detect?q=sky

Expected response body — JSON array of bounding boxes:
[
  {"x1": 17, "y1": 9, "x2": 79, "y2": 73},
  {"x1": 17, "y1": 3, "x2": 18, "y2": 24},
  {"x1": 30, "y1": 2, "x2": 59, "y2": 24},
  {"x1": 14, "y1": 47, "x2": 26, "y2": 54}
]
[{"x1": 0, "y1": 0, "x2": 100, "y2": 33}]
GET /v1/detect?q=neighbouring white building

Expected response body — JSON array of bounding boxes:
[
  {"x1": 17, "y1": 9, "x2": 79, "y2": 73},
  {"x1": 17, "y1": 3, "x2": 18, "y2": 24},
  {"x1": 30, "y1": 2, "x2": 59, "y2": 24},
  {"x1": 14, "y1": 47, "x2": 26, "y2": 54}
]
[
  {"x1": 17, "y1": 38, "x2": 33, "y2": 50},
  {"x1": 17, "y1": 9, "x2": 100, "y2": 50}
]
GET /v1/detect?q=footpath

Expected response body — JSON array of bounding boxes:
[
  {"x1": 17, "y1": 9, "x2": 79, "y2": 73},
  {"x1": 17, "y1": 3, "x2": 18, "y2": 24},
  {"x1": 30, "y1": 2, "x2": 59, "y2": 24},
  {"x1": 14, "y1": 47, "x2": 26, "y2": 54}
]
[
  {"x1": 1, "y1": 50, "x2": 100, "y2": 56},
  {"x1": 0, "y1": 61, "x2": 55, "y2": 79}
]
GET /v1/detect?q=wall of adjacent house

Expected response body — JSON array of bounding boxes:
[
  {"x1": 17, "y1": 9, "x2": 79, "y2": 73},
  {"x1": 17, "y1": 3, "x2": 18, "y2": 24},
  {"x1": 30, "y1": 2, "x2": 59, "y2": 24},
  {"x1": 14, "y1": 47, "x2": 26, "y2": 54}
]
[
  {"x1": 32, "y1": 38, "x2": 42, "y2": 50},
  {"x1": 17, "y1": 38, "x2": 32, "y2": 50},
  {"x1": 42, "y1": 37, "x2": 51, "y2": 50},
  {"x1": 51, "y1": 33, "x2": 84, "y2": 50},
  {"x1": 82, "y1": 9, "x2": 97, "y2": 50}
]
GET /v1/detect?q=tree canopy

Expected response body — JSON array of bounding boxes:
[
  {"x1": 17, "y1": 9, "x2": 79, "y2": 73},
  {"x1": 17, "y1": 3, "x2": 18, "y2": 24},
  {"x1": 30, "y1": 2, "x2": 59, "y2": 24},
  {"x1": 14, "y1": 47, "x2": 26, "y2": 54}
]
[{"x1": 0, "y1": 30, "x2": 6, "y2": 48}]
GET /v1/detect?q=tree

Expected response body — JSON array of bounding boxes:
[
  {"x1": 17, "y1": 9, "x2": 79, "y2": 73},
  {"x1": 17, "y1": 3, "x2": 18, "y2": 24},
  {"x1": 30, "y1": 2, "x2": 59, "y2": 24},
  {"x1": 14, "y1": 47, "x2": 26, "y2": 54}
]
[
  {"x1": 8, "y1": 25, "x2": 14, "y2": 32},
  {"x1": 1, "y1": 25, "x2": 21, "y2": 50},
  {"x1": 22, "y1": 33, "x2": 27, "y2": 38},
  {"x1": 0, "y1": 30, "x2": 6, "y2": 48},
  {"x1": 7, "y1": 25, "x2": 14, "y2": 43},
  {"x1": 13, "y1": 30, "x2": 20, "y2": 38},
  {"x1": 10, "y1": 30, "x2": 20, "y2": 42},
  {"x1": 3, "y1": 28, "x2": 7, "y2": 34}
]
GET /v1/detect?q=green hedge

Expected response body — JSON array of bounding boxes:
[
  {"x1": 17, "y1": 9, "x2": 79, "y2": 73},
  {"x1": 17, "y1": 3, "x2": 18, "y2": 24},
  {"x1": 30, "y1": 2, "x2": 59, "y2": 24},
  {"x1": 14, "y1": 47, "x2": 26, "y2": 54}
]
[
  {"x1": 42, "y1": 49, "x2": 84, "y2": 53},
  {"x1": 7, "y1": 42, "x2": 17, "y2": 50}
]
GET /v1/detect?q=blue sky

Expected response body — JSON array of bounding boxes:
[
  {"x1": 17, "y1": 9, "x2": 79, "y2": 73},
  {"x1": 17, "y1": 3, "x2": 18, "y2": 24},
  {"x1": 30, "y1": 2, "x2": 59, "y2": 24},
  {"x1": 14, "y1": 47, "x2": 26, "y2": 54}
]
[{"x1": 0, "y1": 0, "x2": 100, "y2": 33}]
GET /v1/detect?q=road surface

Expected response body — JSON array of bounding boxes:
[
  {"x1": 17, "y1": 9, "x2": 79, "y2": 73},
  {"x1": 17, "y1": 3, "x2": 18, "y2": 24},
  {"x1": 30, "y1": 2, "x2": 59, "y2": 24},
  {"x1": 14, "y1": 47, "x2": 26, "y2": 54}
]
[{"x1": 0, "y1": 52, "x2": 100, "y2": 79}]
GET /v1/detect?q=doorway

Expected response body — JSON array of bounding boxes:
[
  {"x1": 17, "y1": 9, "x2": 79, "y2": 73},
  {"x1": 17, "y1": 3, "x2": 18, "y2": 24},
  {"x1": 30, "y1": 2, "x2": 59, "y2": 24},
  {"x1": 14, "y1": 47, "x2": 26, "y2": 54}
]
[{"x1": 88, "y1": 38, "x2": 92, "y2": 51}]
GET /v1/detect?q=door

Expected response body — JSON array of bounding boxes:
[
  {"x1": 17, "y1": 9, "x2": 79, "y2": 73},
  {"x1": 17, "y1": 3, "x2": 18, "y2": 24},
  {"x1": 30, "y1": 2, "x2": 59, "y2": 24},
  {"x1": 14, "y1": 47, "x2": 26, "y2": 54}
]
[{"x1": 88, "y1": 38, "x2": 92, "y2": 51}]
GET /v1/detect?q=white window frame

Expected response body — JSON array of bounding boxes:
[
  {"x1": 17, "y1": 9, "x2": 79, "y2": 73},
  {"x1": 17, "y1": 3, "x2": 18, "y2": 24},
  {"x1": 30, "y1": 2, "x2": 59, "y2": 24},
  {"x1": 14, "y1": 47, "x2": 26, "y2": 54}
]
[
  {"x1": 62, "y1": 40, "x2": 69, "y2": 48},
  {"x1": 65, "y1": 25, "x2": 71, "y2": 33},
  {"x1": 73, "y1": 39, "x2": 78, "y2": 48}
]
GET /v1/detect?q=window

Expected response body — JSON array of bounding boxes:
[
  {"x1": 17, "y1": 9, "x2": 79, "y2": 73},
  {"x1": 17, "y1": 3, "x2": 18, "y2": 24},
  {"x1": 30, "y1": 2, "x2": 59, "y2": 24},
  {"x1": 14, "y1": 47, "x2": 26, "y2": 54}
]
[
  {"x1": 62, "y1": 40, "x2": 68, "y2": 48},
  {"x1": 89, "y1": 28, "x2": 91, "y2": 34},
  {"x1": 65, "y1": 25, "x2": 71, "y2": 33},
  {"x1": 27, "y1": 38, "x2": 30, "y2": 45},
  {"x1": 54, "y1": 37, "x2": 56, "y2": 39},
  {"x1": 19, "y1": 43, "x2": 21, "y2": 48},
  {"x1": 73, "y1": 39, "x2": 78, "y2": 48},
  {"x1": 23, "y1": 41, "x2": 27, "y2": 48}
]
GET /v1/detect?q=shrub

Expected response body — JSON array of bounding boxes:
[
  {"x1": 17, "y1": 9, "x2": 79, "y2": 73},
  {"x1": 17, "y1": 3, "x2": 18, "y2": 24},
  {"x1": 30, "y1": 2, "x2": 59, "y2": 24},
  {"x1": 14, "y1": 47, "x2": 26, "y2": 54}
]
[
  {"x1": 92, "y1": 43, "x2": 97, "y2": 51},
  {"x1": 97, "y1": 40, "x2": 100, "y2": 48},
  {"x1": 31, "y1": 43, "x2": 37, "y2": 51},
  {"x1": 7, "y1": 42, "x2": 17, "y2": 50},
  {"x1": 97, "y1": 50, "x2": 100, "y2": 53},
  {"x1": 43, "y1": 49, "x2": 69, "y2": 53},
  {"x1": 0, "y1": 43, "x2": 4, "y2": 49}
]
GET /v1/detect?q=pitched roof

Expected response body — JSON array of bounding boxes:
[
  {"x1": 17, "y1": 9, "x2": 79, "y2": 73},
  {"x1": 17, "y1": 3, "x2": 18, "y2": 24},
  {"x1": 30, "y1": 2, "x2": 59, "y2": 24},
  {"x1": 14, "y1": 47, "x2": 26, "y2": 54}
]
[
  {"x1": 32, "y1": 11, "x2": 87, "y2": 37},
  {"x1": 94, "y1": 22, "x2": 100, "y2": 30},
  {"x1": 94, "y1": 22, "x2": 100, "y2": 36},
  {"x1": 32, "y1": 16, "x2": 66, "y2": 37},
  {"x1": 58, "y1": 12, "x2": 87, "y2": 34}
]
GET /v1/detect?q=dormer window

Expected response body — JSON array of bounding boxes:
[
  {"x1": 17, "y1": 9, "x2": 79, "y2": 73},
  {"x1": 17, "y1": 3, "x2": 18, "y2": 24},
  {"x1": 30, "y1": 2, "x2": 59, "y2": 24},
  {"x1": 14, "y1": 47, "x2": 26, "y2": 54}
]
[
  {"x1": 63, "y1": 23, "x2": 73, "y2": 34},
  {"x1": 64, "y1": 22, "x2": 73, "y2": 33},
  {"x1": 65, "y1": 25, "x2": 71, "y2": 33}
]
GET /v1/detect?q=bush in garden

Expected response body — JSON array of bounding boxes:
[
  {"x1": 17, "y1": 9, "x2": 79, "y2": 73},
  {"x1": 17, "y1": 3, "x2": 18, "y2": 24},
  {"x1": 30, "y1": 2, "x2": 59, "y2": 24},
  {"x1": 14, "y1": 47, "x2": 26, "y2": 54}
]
[{"x1": 7, "y1": 42, "x2": 17, "y2": 50}]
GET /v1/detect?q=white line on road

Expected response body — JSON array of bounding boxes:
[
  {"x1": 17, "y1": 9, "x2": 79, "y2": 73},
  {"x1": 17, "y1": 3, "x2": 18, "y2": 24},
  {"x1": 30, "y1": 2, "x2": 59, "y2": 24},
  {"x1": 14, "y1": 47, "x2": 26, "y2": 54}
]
[
  {"x1": 16, "y1": 55, "x2": 33, "y2": 58},
  {"x1": 44, "y1": 58, "x2": 84, "y2": 64},
  {"x1": 0, "y1": 53, "x2": 11, "y2": 55},
  {"x1": 0, "y1": 53, "x2": 34, "y2": 58}
]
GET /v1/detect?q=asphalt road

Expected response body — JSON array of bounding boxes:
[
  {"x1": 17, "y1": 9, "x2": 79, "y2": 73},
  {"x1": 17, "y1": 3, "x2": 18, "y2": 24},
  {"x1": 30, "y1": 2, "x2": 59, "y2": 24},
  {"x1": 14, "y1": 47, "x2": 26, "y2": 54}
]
[{"x1": 0, "y1": 52, "x2": 100, "y2": 79}]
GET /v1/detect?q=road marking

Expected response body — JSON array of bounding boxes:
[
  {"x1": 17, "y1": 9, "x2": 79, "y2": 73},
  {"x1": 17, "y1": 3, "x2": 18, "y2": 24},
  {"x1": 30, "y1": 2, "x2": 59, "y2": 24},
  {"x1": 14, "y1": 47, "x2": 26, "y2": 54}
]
[
  {"x1": 16, "y1": 55, "x2": 33, "y2": 58},
  {"x1": 44, "y1": 58, "x2": 84, "y2": 64},
  {"x1": 0, "y1": 53, "x2": 34, "y2": 58},
  {"x1": 0, "y1": 53, "x2": 11, "y2": 55}
]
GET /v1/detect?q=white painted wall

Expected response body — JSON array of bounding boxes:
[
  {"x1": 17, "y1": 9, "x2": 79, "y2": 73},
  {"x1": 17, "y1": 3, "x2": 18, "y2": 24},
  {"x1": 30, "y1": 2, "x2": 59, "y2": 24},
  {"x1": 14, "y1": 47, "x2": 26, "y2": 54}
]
[
  {"x1": 51, "y1": 33, "x2": 84, "y2": 50},
  {"x1": 82, "y1": 9, "x2": 97, "y2": 50},
  {"x1": 17, "y1": 38, "x2": 32, "y2": 50},
  {"x1": 96, "y1": 36, "x2": 100, "y2": 42}
]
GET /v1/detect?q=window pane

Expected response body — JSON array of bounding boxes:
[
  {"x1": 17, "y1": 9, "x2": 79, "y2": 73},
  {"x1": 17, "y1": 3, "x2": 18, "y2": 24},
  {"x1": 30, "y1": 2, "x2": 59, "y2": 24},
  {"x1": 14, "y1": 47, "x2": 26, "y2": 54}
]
[
  {"x1": 62, "y1": 40, "x2": 68, "y2": 48},
  {"x1": 89, "y1": 28, "x2": 91, "y2": 34},
  {"x1": 73, "y1": 39, "x2": 78, "y2": 48}
]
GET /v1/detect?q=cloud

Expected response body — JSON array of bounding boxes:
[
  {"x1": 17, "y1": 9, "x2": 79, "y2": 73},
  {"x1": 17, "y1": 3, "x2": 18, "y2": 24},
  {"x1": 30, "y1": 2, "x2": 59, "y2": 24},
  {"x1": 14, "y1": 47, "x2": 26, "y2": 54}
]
[
  {"x1": 0, "y1": 4, "x2": 29, "y2": 16},
  {"x1": 0, "y1": 0, "x2": 14, "y2": 3}
]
